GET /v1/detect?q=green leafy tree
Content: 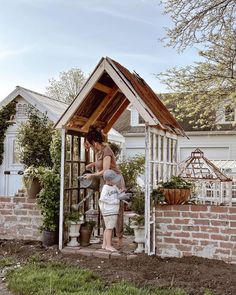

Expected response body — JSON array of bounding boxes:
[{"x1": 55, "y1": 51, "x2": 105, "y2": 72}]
[
  {"x1": 158, "y1": 29, "x2": 236, "y2": 130},
  {"x1": 46, "y1": 68, "x2": 86, "y2": 103},
  {"x1": 161, "y1": 0, "x2": 236, "y2": 51},
  {"x1": 0, "y1": 101, "x2": 16, "y2": 165},
  {"x1": 119, "y1": 155, "x2": 145, "y2": 190},
  {"x1": 17, "y1": 108, "x2": 54, "y2": 168}
]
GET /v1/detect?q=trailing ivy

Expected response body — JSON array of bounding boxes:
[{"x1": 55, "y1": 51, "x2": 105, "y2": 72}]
[{"x1": 0, "y1": 101, "x2": 17, "y2": 165}]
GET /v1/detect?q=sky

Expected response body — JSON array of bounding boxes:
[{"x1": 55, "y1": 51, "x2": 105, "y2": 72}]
[{"x1": 0, "y1": 0, "x2": 197, "y2": 100}]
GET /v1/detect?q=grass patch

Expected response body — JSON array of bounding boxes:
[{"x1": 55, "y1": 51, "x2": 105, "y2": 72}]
[
  {"x1": 0, "y1": 257, "x2": 15, "y2": 268},
  {"x1": 6, "y1": 261, "x2": 211, "y2": 295}
]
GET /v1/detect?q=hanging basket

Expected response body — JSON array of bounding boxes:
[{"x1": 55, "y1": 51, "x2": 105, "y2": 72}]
[{"x1": 160, "y1": 188, "x2": 191, "y2": 205}]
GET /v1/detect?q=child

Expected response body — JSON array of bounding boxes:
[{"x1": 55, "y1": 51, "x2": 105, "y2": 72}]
[{"x1": 99, "y1": 169, "x2": 123, "y2": 252}]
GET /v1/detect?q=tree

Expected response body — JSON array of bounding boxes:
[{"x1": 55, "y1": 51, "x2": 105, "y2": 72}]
[
  {"x1": 17, "y1": 108, "x2": 54, "y2": 168},
  {"x1": 161, "y1": 0, "x2": 236, "y2": 51},
  {"x1": 158, "y1": 28, "x2": 236, "y2": 130},
  {"x1": 46, "y1": 68, "x2": 86, "y2": 103}
]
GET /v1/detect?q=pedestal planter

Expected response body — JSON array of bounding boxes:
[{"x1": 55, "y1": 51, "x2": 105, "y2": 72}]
[
  {"x1": 67, "y1": 221, "x2": 84, "y2": 247},
  {"x1": 130, "y1": 225, "x2": 145, "y2": 253},
  {"x1": 160, "y1": 188, "x2": 190, "y2": 205}
]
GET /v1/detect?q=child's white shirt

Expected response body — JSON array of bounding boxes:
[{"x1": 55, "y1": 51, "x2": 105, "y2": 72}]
[{"x1": 99, "y1": 184, "x2": 120, "y2": 216}]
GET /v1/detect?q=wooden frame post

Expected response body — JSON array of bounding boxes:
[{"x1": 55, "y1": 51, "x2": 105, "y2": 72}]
[{"x1": 59, "y1": 128, "x2": 66, "y2": 250}]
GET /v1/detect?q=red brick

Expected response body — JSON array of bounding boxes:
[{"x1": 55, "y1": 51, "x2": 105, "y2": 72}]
[
  {"x1": 229, "y1": 215, "x2": 236, "y2": 221},
  {"x1": 211, "y1": 220, "x2": 229, "y2": 227},
  {"x1": 220, "y1": 228, "x2": 236, "y2": 235},
  {"x1": 182, "y1": 225, "x2": 200, "y2": 231},
  {"x1": 14, "y1": 209, "x2": 27, "y2": 215},
  {"x1": 173, "y1": 232, "x2": 190, "y2": 238},
  {"x1": 4, "y1": 216, "x2": 18, "y2": 222},
  {"x1": 192, "y1": 233, "x2": 209, "y2": 239},
  {"x1": 157, "y1": 205, "x2": 173, "y2": 211},
  {"x1": 200, "y1": 226, "x2": 219, "y2": 233},
  {"x1": 220, "y1": 242, "x2": 235, "y2": 249},
  {"x1": 127, "y1": 254, "x2": 137, "y2": 260},
  {"x1": 93, "y1": 250, "x2": 110, "y2": 259},
  {"x1": 22, "y1": 203, "x2": 36, "y2": 210},
  {"x1": 164, "y1": 237, "x2": 180, "y2": 244},
  {"x1": 155, "y1": 211, "x2": 163, "y2": 218},
  {"x1": 156, "y1": 231, "x2": 172, "y2": 237},
  {"x1": 210, "y1": 206, "x2": 228, "y2": 213},
  {"x1": 18, "y1": 217, "x2": 33, "y2": 223},
  {"x1": 182, "y1": 212, "x2": 199, "y2": 218},
  {"x1": 228, "y1": 207, "x2": 236, "y2": 214},
  {"x1": 156, "y1": 218, "x2": 172, "y2": 224},
  {"x1": 230, "y1": 236, "x2": 236, "y2": 242},
  {"x1": 28, "y1": 210, "x2": 41, "y2": 216},
  {"x1": 26, "y1": 198, "x2": 38, "y2": 204},
  {"x1": 230, "y1": 222, "x2": 236, "y2": 228},
  {"x1": 211, "y1": 234, "x2": 229, "y2": 241},
  {"x1": 200, "y1": 240, "x2": 218, "y2": 247},
  {"x1": 163, "y1": 211, "x2": 180, "y2": 217},
  {"x1": 175, "y1": 244, "x2": 192, "y2": 251},
  {"x1": 174, "y1": 219, "x2": 190, "y2": 225},
  {"x1": 167, "y1": 225, "x2": 181, "y2": 230},
  {"x1": 77, "y1": 248, "x2": 94, "y2": 256},
  {"x1": 199, "y1": 212, "x2": 218, "y2": 219},
  {"x1": 182, "y1": 239, "x2": 198, "y2": 245},
  {"x1": 13, "y1": 197, "x2": 26, "y2": 203},
  {"x1": 194, "y1": 219, "x2": 210, "y2": 226},
  {"x1": 156, "y1": 238, "x2": 163, "y2": 244},
  {"x1": 191, "y1": 205, "x2": 208, "y2": 212},
  {"x1": 182, "y1": 251, "x2": 193, "y2": 257},
  {"x1": 0, "y1": 209, "x2": 13, "y2": 215},
  {"x1": 215, "y1": 248, "x2": 231, "y2": 255},
  {"x1": 172, "y1": 205, "x2": 190, "y2": 211},
  {"x1": 0, "y1": 197, "x2": 12, "y2": 202}
]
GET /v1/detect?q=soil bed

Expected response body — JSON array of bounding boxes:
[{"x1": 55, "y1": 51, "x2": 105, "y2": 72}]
[{"x1": 1, "y1": 239, "x2": 236, "y2": 295}]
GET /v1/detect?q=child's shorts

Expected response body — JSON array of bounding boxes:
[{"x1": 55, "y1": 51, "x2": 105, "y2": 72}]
[{"x1": 103, "y1": 215, "x2": 118, "y2": 229}]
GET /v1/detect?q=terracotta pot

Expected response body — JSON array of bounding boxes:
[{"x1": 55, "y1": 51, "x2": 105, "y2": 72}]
[
  {"x1": 160, "y1": 188, "x2": 190, "y2": 205},
  {"x1": 79, "y1": 225, "x2": 93, "y2": 247},
  {"x1": 26, "y1": 178, "x2": 41, "y2": 198}
]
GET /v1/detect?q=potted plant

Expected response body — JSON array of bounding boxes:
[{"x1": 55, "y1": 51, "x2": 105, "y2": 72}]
[
  {"x1": 79, "y1": 220, "x2": 96, "y2": 247},
  {"x1": 157, "y1": 176, "x2": 193, "y2": 205},
  {"x1": 37, "y1": 168, "x2": 60, "y2": 247},
  {"x1": 65, "y1": 211, "x2": 84, "y2": 247},
  {"x1": 23, "y1": 166, "x2": 43, "y2": 198},
  {"x1": 130, "y1": 191, "x2": 145, "y2": 253}
]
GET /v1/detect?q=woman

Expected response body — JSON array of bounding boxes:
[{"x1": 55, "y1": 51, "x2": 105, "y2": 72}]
[{"x1": 83, "y1": 126, "x2": 125, "y2": 246}]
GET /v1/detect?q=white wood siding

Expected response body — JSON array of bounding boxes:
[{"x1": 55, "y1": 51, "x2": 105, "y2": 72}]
[{"x1": 178, "y1": 133, "x2": 236, "y2": 162}]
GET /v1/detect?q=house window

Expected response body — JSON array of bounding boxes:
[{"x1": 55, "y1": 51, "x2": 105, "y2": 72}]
[
  {"x1": 225, "y1": 105, "x2": 235, "y2": 122},
  {"x1": 138, "y1": 114, "x2": 145, "y2": 124}
]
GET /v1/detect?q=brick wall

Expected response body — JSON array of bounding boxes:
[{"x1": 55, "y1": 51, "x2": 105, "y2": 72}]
[
  {"x1": 156, "y1": 205, "x2": 236, "y2": 264},
  {"x1": 0, "y1": 195, "x2": 42, "y2": 240}
]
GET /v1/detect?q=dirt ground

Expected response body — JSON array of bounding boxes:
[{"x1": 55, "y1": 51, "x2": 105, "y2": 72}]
[{"x1": 1, "y1": 239, "x2": 236, "y2": 295}]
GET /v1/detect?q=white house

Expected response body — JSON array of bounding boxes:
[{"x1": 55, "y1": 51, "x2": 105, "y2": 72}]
[
  {"x1": 0, "y1": 86, "x2": 124, "y2": 196},
  {"x1": 114, "y1": 105, "x2": 236, "y2": 172}
]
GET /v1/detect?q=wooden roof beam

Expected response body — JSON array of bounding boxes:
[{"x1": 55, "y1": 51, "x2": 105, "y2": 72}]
[
  {"x1": 81, "y1": 86, "x2": 119, "y2": 133},
  {"x1": 103, "y1": 98, "x2": 130, "y2": 133},
  {"x1": 93, "y1": 82, "x2": 112, "y2": 94}
]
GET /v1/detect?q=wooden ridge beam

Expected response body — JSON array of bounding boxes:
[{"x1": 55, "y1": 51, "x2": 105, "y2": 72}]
[
  {"x1": 81, "y1": 86, "x2": 119, "y2": 132},
  {"x1": 93, "y1": 82, "x2": 112, "y2": 94},
  {"x1": 103, "y1": 98, "x2": 130, "y2": 133}
]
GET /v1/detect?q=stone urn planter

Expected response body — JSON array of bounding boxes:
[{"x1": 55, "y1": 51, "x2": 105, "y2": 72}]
[
  {"x1": 65, "y1": 211, "x2": 84, "y2": 247},
  {"x1": 130, "y1": 214, "x2": 145, "y2": 253},
  {"x1": 67, "y1": 220, "x2": 84, "y2": 247}
]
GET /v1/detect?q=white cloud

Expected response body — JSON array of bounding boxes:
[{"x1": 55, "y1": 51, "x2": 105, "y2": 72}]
[{"x1": 0, "y1": 45, "x2": 34, "y2": 60}]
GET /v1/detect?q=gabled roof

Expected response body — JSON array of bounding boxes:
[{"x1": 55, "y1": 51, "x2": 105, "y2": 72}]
[
  {"x1": 0, "y1": 86, "x2": 68, "y2": 122},
  {"x1": 55, "y1": 57, "x2": 186, "y2": 137}
]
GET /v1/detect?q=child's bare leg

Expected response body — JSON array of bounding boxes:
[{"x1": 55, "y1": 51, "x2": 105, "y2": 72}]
[
  {"x1": 105, "y1": 229, "x2": 117, "y2": 252},
  {"x1": 102, "y1": 229, "x2": 107, "y2": 249}
]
